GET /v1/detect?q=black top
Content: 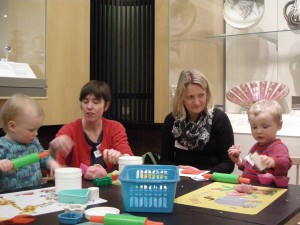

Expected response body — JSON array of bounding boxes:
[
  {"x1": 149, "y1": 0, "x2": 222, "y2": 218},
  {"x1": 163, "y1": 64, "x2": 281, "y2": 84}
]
[{"x1": 160, "y1": 108, "x2": 235, "y2": 173}]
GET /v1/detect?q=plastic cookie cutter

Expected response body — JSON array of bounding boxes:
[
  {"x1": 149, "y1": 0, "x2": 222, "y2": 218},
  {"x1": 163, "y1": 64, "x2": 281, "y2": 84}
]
[
  {"x1": 64, "y1": 204, "x2": 87, "y2": 214},
  {"x1": 58, "y1": 212, "x2": 83, "y2": 224}
]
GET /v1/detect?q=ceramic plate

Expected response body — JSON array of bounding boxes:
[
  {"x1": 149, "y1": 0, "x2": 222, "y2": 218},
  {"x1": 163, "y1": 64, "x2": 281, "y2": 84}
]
[
  {"x1": 223, "y1": 0, "x2": 265, "y2": 29},
  {"x1": 226, "y1": 81, "x2": 290, "y2": 107},
  {"x1": 84, "y1": 207, "x2": 120, "y2": 220}
]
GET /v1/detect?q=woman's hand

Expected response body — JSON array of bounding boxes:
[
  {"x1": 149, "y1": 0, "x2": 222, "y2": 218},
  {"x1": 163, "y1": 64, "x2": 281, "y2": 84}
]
[
  {"x1": 0, "y1": 159, "x2": 14, "y2": 172},
  {"x1": 103, "y1": 149, "x2": 129, "y2": 165},
  {"x1": 48, "y1": 135, "x2": 74, "y2": 157},
  {"x1": 228, "y1": 145, "x2": 241, "y2": 164}
]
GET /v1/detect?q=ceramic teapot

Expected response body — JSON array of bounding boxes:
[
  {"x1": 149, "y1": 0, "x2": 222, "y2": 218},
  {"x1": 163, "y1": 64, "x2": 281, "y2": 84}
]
[{"x1": 283, "y1": 0, "x2": 300, "y2": 30}]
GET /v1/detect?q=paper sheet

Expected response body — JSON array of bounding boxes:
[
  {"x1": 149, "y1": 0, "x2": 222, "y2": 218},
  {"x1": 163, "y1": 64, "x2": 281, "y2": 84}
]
[{"x1": 0, "y1": 187, "x2": 107, "y2": 221}]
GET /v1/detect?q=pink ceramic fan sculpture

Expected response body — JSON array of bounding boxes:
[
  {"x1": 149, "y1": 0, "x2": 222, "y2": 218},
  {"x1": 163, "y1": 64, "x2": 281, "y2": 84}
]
[{"x1": 226, "y1": 81, "x2": 289, "y2": 107}]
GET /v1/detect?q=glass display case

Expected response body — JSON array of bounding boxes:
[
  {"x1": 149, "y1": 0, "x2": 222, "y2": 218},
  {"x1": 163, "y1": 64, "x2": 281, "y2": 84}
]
[
  {"x1": 0, "y1": 0, "x2": 47, "y2": 98},
  {"x1": 169, "y1": 0, "x2": 300, "y2": 114},
  {"x1": 169, "y1": 0, "x2": 225, "y2": 109},
  {"x1": 169, "y1": 0, "x2": 300, "y2": 184}
]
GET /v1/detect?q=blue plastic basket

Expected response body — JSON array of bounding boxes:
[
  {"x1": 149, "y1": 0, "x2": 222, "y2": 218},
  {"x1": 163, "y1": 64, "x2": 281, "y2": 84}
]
[{"x1": 118, "y1": 165, "x2": 180, "y2": 213}]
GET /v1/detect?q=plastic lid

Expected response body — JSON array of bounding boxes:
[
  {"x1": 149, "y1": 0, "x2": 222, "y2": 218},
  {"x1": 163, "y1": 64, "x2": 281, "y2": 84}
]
[
  {"x1": 85, "y1": 207, "x2": 120, "y2": 220},
  {"x1": 118, "y1": 156, "x2": 143, "y2": 163},
  {"x1": 55, "y1": 167, "x2": 82, "y2": 178}
]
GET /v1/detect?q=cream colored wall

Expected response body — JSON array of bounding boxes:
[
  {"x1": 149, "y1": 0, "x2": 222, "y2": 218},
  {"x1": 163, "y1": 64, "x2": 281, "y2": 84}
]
[
  {"x1": 154, "y1": 0, "x2": 169, "y2": 123},
  {"x1": 38, "y1": 0, "x2": 90, "y2": 125},
  {"x1": 0, "y1": 0, "x2": 89, "y2": 125},
  {"x1": 169, "y1": 0, "x2": 225, "y2": 108},
  {"x1": 2, "y1": 1, "x2": 220, "y2": 125}
]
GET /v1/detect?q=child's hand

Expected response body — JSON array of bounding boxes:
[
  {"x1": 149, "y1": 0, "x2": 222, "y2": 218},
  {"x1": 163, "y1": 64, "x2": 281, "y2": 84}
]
[
  {"x1": 260, "y1": 155, "x2": 275, "y2": 169},
  {"x1": 47, "y1": 159, "x2": 62, "y2": 177},
  {"x1": 228, "y1": 145, "x2": 241, "y2": 164},
  {"x1": 0, "y1": 159, "x2": 14, "y2": 172}
]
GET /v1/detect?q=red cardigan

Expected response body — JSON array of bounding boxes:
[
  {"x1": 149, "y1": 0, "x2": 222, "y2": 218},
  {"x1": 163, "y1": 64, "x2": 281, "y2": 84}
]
[{"x1": 56, "y1": 118, "x2": 133, "y2": 172}]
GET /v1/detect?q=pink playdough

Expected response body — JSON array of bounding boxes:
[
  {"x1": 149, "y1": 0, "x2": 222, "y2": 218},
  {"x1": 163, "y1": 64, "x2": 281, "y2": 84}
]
[
  {"x1": 235, "y1": 184, "x2": 258, "y2": 194},
  {"x1": 81, "y1": 164, "x2": 107, "y2": 180}
]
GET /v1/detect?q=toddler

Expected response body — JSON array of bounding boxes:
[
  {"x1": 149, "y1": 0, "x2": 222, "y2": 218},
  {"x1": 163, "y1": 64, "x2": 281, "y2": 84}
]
[
  {"x1": 228, "y1": 99, "x2": 292, "y2": 181},
  {"x1": 0, "y1": 94, "x2": 61, "y2": 193}
]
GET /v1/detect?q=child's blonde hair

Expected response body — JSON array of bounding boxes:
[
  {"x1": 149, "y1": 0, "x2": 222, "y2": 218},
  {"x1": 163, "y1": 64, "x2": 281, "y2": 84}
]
[
  {"x1": 172, "y1": 69, "x2": 214, "y2": 121},
  {"x1": 0, "y1": 94, "x2": 44, "y2": 133},
  {"x1": 248, "y1": 99, "x2": 282, "y2": 123}
]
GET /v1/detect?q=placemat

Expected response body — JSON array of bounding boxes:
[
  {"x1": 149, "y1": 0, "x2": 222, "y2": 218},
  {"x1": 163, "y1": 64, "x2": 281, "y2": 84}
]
[{"x1": 174, "y1": 182, "x2": 287, "y2": 215}]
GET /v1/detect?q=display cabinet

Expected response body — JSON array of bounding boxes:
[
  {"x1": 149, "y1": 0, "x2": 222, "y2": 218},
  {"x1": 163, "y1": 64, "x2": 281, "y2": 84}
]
[
  {"x1": 169, "y1": 0, "x2": 300, "y2": 114},
  {"x1": 0, "y1": 0, "x2": 47, "y2": 98},
  {"x1": 169, "y1": 0, "x2": 300, "y2": 184}
]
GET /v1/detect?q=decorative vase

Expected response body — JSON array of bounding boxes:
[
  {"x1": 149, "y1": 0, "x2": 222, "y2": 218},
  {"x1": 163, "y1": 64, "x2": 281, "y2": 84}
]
[{"x1": 283, "y1": 0, "x2": 300, "y2": 30}]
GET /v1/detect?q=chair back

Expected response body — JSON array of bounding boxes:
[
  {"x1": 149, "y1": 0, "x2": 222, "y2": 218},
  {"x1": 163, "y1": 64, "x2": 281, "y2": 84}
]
[{"x1": 291, "y1": 157, "x2": 300, "y2": 185}]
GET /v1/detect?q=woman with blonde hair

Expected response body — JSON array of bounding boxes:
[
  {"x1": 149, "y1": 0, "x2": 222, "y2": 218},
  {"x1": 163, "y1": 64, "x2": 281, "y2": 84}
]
[{"x1": 160, "y1": 69, "x2": 234, "y2": 173}]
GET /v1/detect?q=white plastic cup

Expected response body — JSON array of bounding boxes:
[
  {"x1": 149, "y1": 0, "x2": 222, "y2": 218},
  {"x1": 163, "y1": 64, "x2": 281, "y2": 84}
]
[
  {"x1": 88, "y1": 187, "x2": 100, "y2": 201},
  {"x1": 54, "y1": 167, "x2": 82, "y2": 193},
  {"x1": 118, "y1": 156, "x2": 143, "y2": 174}
]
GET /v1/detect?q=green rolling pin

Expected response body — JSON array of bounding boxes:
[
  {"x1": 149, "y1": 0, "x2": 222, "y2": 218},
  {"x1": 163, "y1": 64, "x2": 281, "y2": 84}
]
[
  {"x1": 11, "y1": 152, "x2": 48, "y2": 170},
  {"x1": 90, "y1": 214, "x2": 164, "y2": 225},
  {"x1": 204, "y1": 172, "x2": 250, "y2": 184}
]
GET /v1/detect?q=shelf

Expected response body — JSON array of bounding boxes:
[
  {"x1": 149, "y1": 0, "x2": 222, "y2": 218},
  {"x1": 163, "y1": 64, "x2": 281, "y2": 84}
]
[
  {"x1": 206, "y1": 29, "x2": 300, "y2": 39},
  {"x1": 0, "y1": 77, "x2": 47, "y2": 97}
]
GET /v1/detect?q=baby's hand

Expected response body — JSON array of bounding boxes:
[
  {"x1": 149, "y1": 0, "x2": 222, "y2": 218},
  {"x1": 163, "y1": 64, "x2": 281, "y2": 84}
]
[
  {"x1": 228, "y1": 145, "x2": 241, "y2": 163},
  {"x1": 47, "y1": 159, "x2": 62, "y2": 177},
  {"x1": 0, "y1": 159, "x2": 14, "y2": 172},
  {"x1": 260, "y1": 155, "x2": 275, "y2": 169}
]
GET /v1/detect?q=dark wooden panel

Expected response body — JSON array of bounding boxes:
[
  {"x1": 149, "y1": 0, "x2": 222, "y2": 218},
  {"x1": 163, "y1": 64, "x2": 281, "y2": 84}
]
[
  {"x1": 1, "y1": 123, "x2": 162, "y2": 156},
  {"x1": 124, "y1": 122, "x2": 162, "y2": 156}
]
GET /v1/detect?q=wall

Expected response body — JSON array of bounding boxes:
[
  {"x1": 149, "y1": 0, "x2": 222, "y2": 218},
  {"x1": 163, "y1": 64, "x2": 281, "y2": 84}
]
[
  {"x1": 0, "y1": 0, "x2": 90, "y2": 125},
  {"x1": 38, "y1": 0, "x2": 90, "y2": 125},
  {"x1": 169, "y1": 0, "x2": 225, "y2": 107},
  {"x1": 0, "y1": 0, "x2": 170, "y2": 125},
  {"x1": 154, "y1": 0, "x2": 169, "y2": 122}
]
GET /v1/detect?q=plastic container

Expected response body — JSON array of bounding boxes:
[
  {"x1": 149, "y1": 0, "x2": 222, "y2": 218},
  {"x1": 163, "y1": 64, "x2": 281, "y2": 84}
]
[
  {"x1": 57, "y1": 189, "x2": 90, "y2": 204},
  {"x1": 118, "y1": 156, "x2": 143, "y2": 174},
  {"x1": 118, "y1": 165, "x2": 180, "y2": 213},
  {"x1": 55, "y1": 168, "x2": 82, "y2": 193}
]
